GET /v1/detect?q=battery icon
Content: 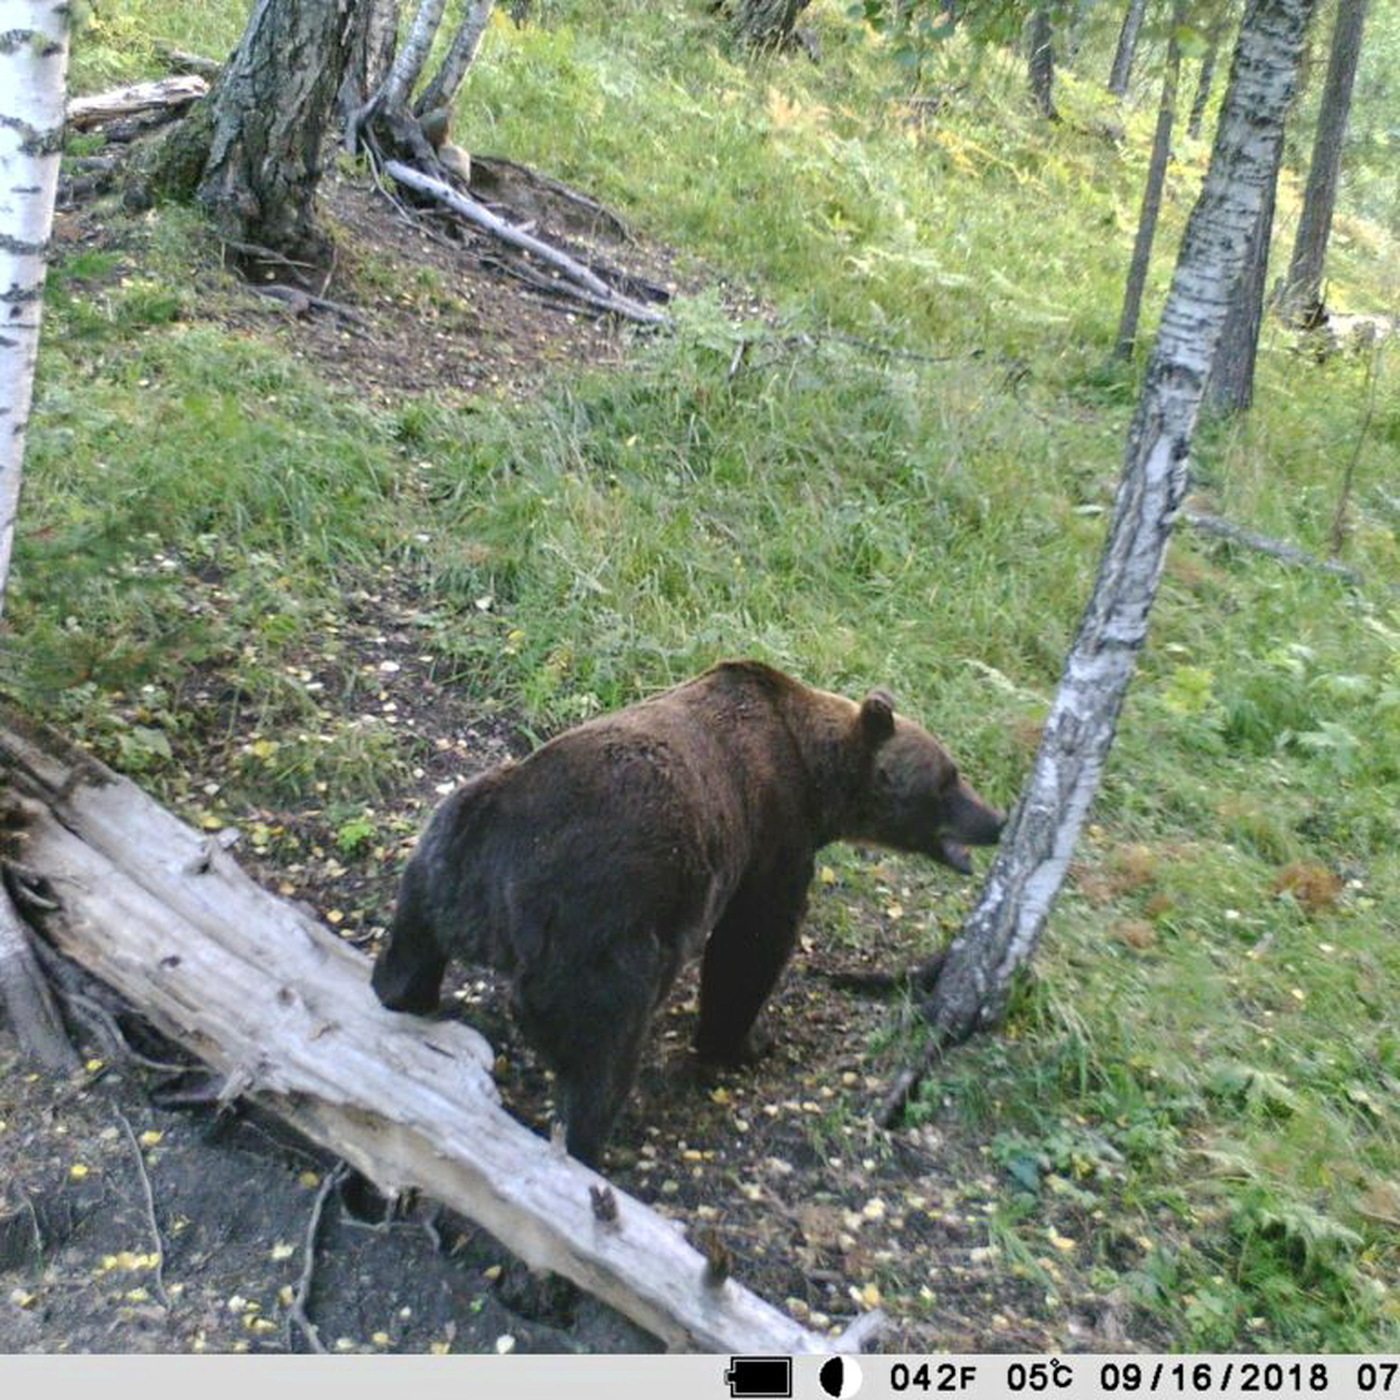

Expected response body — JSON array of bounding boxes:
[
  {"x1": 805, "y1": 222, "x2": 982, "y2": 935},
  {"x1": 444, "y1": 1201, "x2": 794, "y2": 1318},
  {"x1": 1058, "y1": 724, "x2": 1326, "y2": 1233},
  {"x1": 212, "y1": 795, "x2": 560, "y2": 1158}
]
[{"x1": 724, "y1": 1355, "x2": 793, "y2": 1398}]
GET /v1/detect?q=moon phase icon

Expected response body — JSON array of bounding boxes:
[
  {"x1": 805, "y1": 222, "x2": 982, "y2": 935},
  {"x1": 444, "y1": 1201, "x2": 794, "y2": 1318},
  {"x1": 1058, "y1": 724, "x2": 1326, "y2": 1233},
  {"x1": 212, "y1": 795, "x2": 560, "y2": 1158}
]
[{"x1": 818, "y1": 1355, "x2": 863, "y2": 1398}]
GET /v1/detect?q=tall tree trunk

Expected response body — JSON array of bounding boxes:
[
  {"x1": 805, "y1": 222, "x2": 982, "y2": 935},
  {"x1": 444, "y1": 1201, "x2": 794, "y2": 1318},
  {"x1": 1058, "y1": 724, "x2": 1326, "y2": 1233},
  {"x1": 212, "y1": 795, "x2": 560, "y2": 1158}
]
[
  {"x1": 0, "y1": 0, "x2": 81, "y2": 1071},
  {"x1": 1186, "y1": 7, "x2": 1229, "y2": 139},
  {"x1": 415, "y1": 0, "x2": 496, "y2": 118},
  {"x1": 1108, "y1": 0, "x2": 1150, "y2": 96},
  {"x1": 1281, "y1": 0, "x2": 1370, "y2": 325},
  {"x1": 918, "y1": 0, "x2": 1317, "y2": 1053},
  {"x1": 1205, "y1": 153, "x2": 1280, "y2": 413},
  {"x1": 340, "y1": 0, "x2": 400, "y2": 131},
  {"x1": 1115, "y1": 0, "x2": 1187, "y2": 358},
  {"x1": 1029, "y1": 4, "x2": 1058, "y2": 119},
  {"x1": 196, "y1": 0, "x2": 358, "y2": 269},
  {"x1": 730, "y1": 0, "x2": 812, "y2": 51}
]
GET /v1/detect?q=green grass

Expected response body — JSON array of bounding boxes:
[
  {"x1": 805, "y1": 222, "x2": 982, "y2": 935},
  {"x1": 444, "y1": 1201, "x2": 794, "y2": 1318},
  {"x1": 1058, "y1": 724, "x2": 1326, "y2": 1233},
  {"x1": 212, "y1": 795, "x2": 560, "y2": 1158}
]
[{"x1": 18, "y1": 0, "x2": 1400, "y2": 1350}]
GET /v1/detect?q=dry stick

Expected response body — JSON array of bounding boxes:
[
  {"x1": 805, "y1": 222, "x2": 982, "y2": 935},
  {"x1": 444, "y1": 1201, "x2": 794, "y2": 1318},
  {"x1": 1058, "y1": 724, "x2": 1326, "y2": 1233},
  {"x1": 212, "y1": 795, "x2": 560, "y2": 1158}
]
[
  {"x1": 1329, "y1": 340, "x2": 1383, "y2": 557},
  {"x1": 286, "y1": 1162, "x2": 348, "y2": 1355},
  {"x1": 252, "y1": 285, "x2": 375, "y2": 332},
  {"x1": 470, "y1": 153, "x2": 636, "y2": 244},
  {"x1": 116, "y1": 1110, "x2": 172, "y2": 1309},
  {"x1": 877, "y1": 1039, "x2": 947, "y2": 1130},
  {"x1": 1183, "y1": 509, "x2": 1364, "y2": 584},
  {"x1": 384, "y1": 161, "x2": 671, "y2": 327}
]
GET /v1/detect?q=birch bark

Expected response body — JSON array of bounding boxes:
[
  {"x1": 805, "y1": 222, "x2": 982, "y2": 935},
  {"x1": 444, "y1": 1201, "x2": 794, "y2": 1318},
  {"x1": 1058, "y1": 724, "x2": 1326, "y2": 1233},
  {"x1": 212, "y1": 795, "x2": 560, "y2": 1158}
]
[
  {"x1": 415, "y1": 0, "x2": 496, "y2": 118},
  {"x1": 922, "y1": 0, "x2": 1319, "y2": 1051},
  {"x1": 0, "y1": 0, "x2": 80, "y2": 1070}
]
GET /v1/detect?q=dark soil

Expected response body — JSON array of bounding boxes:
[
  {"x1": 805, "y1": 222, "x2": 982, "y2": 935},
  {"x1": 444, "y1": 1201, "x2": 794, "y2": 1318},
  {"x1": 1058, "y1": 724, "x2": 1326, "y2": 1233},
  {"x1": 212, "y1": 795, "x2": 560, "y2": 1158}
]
[{"x1": 3, "y1": 143, "x2": 1139, "y2": 1356}]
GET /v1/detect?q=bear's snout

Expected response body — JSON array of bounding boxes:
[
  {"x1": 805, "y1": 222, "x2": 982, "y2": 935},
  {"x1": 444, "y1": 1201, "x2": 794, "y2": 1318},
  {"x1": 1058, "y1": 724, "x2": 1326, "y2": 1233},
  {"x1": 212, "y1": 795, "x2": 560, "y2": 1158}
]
[{"x1": 935, "y1": 781, "x2": 1005, "y2": 874}]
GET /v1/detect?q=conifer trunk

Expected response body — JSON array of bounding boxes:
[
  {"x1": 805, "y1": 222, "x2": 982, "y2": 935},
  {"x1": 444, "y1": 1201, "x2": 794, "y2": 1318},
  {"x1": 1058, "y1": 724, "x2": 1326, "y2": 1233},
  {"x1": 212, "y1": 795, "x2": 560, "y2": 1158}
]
[
  {"x1": 731, "y1": 0, "x2": 812, "y2": 51},
  {"x1": 1282, "y1": 0, "x2": 1370, "y2": 324},
  {"x1": 1187, "y1": 9, "x2": 1230, "y2": 139},
  {"x1": 1029, "y1": 4, "x2": 1058, "y2": 118},
  {"x1": 1108, "y1": 0, "x2": 1149, "y2": 96},
  {"x1": 1115, "y1": 0, "x2": 1187, "y2": 357}
]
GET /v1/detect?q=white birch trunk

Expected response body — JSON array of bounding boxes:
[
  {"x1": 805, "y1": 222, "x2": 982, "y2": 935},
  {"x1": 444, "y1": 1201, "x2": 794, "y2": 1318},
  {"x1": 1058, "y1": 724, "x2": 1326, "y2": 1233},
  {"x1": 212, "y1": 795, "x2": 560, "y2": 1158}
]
[
  {"x1": 415, "y1": 0, "x2": 495, "y2": 118},
  {"x1": 0, "y1": 0, "x2": 70, "y2": 618},
  {"x1": 0, "y1": 0, "x2": 80, "y2": 1073},
  {"x1": 373, "y1": 0, "x2": 448, "y2": 118},
  {"x1": 925, "y1": 0, "x2": 1319, "y2": 1047}
]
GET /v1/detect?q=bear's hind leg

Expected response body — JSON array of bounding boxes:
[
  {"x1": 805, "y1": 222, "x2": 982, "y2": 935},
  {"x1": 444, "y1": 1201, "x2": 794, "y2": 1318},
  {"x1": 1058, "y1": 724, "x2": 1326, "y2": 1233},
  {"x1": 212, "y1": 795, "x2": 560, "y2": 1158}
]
[{"x1": 515, "y1": 938, "x2": 661, "y2": 1167}]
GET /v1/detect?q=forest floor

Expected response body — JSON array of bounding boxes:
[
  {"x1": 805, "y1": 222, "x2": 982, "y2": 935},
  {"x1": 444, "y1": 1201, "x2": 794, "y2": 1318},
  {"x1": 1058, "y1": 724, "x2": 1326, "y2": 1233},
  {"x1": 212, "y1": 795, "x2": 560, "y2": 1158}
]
[{"x1": 3, "y1": 153, "x2": 1161, "y2": 1356}]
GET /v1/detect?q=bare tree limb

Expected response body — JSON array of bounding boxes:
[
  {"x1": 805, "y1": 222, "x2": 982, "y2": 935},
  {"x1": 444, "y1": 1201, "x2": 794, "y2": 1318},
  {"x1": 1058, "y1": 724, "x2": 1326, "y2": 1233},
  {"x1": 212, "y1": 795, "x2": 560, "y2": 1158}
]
[
  {"x1": 116, "y1": 1110, "x2": 172, "y2": 1309},
  {"x1": 1183, "y1": 509, "x2": 1363, "y2": 583},
  {"x1": 385, "y1": 160, "x2": 671, "y2": 326}
]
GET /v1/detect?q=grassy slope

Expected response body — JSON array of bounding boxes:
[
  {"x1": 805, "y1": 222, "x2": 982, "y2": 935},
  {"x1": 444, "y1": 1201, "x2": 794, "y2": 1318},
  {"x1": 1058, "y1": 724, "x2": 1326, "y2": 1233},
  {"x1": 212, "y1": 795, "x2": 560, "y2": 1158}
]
[{"x1": 17, "y1": 0, "x2": 1400, "y2": 1350}]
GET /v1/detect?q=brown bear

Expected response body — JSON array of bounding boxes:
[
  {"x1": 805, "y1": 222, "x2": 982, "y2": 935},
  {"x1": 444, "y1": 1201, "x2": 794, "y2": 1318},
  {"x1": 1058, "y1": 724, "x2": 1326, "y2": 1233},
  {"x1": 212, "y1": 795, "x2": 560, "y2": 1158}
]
[{"x1": 371, "y1": 659, "x2": 1003, "y2": 1166}]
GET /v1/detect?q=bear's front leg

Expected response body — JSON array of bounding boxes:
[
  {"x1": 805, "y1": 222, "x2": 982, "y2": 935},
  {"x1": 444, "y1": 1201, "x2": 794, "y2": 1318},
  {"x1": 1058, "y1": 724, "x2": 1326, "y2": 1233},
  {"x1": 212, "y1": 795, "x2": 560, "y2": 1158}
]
[
  {"x1": 694, "y1": 861, "x2": 812, "y2": 1067},
  {"x1": 372, "y1": 863, "x2": 449, "y2": 1014}
]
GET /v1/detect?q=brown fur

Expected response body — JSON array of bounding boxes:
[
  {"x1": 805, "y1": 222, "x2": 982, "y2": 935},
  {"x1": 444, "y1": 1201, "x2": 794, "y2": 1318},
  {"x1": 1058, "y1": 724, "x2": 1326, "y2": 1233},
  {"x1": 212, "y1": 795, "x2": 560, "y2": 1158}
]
[{"x1": 372, "y1": 660, "x2": 1002, "y2": 1165}]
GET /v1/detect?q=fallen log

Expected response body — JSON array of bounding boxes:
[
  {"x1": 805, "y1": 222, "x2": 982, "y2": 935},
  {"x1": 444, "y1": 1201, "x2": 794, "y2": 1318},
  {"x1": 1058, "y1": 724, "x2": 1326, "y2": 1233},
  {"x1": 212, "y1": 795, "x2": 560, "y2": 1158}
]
[
  {"x1": 66, "y1": 76, "x2": 209, "y2": 131},
  {"x1": 0, "y1": 718, "x2": 865, "y2": 1354}
]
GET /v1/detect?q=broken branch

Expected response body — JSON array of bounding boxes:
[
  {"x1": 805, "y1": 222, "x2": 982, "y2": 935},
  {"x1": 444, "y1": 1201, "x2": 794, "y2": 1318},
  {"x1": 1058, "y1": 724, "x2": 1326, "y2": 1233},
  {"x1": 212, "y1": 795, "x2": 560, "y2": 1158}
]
[{"x1": 384, "y1": 160, "x2": 671, "y2": 327}]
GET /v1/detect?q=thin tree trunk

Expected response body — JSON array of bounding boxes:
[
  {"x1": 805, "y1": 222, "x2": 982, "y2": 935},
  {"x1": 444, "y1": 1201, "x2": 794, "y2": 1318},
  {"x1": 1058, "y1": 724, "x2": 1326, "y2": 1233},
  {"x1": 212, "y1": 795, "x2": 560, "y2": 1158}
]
[
  {"x1": 1205, "y1": 154, "x2": 1280, "y2": 413},
  {"x1": 195, "y1": 0, "x2": 359, "y2": 268},
  {"x1": 0, "y1": 0, "x2": 80, "y2": 1071},
  {"x1": 1187, "y1": 8, "x2": 1229, "y2": 139},
  {"x1": 415, "y1": 0, "x2": 495, "y2": 118},
  {"x1": 353, "y1": 0, "x2": 451, "y2": 168},
  {"x1": 1115, "y1": 0, "x2": 1187, "y2": 357},
  {"x1": 1108, "y1": 0, "x2": 1150, "y2": 96},
  {"x1": 1029, "y1": 4, "x2": 1058, "y2": 119},
  {"x1": 917, "y1": 0, "x2": 1317, "y2": 1056},
  {"x1": 340, "y1": 0, "x2": 400, "y2": 133},
  {"x1": 375, "y1": 0, "x2": 447, "y2": 117},
  {"x1": 731, "y1": 0, "x2": 812, "y2": 51},
  {"x1": 1281, "y1": 0, "x2": 1370, "y2": 325}
]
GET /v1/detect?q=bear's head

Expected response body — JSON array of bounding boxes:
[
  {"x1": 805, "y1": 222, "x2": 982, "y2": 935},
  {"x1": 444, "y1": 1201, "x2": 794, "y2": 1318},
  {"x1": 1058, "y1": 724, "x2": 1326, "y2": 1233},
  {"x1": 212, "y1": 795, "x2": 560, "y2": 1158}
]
[{"x1": 851, "y1": 689, "x2": 1004, "y2": 873}]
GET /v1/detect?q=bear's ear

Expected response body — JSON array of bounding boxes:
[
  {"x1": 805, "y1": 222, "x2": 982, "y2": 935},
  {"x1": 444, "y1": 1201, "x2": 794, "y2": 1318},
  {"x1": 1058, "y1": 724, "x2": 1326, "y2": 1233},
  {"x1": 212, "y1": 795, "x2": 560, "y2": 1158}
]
[{"x1": 859, "y1": 688, "x2": 896, "y2": 743}]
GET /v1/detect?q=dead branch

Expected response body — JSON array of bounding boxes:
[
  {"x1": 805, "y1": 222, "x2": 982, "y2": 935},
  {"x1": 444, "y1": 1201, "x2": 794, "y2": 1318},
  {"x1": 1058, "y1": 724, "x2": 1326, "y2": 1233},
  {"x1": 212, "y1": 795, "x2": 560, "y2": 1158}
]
[
  {"x1": 116, "y1": 1110, "x2": 171, "y2": 1309},
  {"x1": 153, "y1": 45, "x2": 224, "y2": 80},
  {"x1": 286, "y1": 1162, "x2": 347, "y2": 1354},
  {"x1": 66, "y1": 76, "x2": 209, "y2": 131},
  {"x1": 1183, "y1": 508, "x2": 1363, "y2": 584},
  {"x1": 469, "y1": 153, "x2": 635, "y2": 244},
  {"x1": 384, "y1": 160, "x2": 671, "y2": 327}
]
